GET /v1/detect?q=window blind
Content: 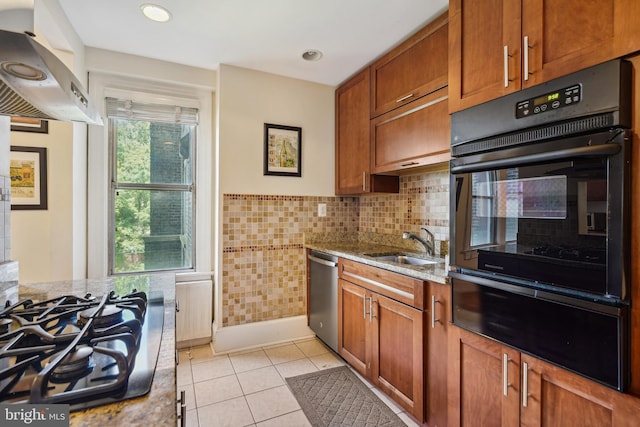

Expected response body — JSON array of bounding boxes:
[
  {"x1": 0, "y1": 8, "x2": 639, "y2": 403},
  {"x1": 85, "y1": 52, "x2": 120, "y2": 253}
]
[{"x1": 105, "y1": 97, "x2": 199, "y2": 124}]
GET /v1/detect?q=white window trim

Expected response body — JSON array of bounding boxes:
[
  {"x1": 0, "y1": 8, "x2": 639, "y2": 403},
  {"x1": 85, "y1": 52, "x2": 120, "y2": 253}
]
[{"x1": 88, "y1": 72, "x2": 212, "y2": 278}]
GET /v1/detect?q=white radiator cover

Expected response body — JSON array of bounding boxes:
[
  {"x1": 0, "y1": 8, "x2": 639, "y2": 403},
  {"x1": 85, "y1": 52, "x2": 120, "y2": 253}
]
[{"x1": 175, "y1": 272, "x2": 213, "y2": 348}]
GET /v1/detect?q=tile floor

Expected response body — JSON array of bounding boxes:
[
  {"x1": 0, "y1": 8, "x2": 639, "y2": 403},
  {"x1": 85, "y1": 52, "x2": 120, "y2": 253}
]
[{"x1": 177, "y1": 337, "x2": 421, "y2": 427}]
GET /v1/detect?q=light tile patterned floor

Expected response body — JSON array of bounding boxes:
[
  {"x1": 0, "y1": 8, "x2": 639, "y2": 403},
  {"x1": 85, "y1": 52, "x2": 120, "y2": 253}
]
[{"x1": 177, "y1": 337, "x2": 421, "y2": 427}]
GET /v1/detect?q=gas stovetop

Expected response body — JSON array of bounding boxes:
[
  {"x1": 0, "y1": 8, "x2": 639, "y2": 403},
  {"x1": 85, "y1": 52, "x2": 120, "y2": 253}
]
[{"x1": 0, "y1": 289, "x2": 164, "y2": 410}]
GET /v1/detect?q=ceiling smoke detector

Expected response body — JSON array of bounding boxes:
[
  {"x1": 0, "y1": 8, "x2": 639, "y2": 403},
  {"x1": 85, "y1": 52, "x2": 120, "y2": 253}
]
[
  {"x1": 302, "y1": 50, "x2": 323, "y2": 62},
  {"x1": 140, "y1": 4, "x2": 172, "y2": 23}
]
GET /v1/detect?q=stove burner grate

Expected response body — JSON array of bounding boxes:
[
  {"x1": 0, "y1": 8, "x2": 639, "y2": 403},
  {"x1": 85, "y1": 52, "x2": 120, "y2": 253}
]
[{"x1": 0, "y1": 289, "x2": 159, "y2": 409}]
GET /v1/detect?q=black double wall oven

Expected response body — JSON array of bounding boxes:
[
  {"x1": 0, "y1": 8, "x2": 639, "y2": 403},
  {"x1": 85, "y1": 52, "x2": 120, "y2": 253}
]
[{"x1": 449, "y1": 59, "x2": 632, "y2": 391}]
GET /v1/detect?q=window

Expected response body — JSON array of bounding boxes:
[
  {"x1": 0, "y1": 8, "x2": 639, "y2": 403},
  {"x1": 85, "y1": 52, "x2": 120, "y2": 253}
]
[{"x1": 106, "y1": 97, "x2": 198, "y2": 274}]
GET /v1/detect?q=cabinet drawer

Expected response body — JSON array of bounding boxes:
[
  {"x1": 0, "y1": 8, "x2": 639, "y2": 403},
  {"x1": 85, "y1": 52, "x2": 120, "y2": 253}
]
[
  {"x1": 371, "y1": 87, "x2": 450, "y2": 173},
  {"x1": 338, "y1": 258, "x2": 427, "y2": 309}
]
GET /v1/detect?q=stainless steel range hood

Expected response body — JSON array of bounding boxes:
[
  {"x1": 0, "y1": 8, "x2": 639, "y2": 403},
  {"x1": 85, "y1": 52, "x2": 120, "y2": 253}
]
[{"x1": 0, "y1": 27, "x2": 103, "y2": 125}]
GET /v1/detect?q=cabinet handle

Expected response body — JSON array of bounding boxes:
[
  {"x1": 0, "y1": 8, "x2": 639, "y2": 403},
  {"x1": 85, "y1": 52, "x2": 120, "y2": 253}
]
[
  {"x1": 363, "y1": 294, "x2": 368, "y2": 319},
  {"x1": 401, "y1": 161, "x2": 419, "y2": 167},
  {"x1": 362, "y1": 171, "x2": 366, "y2": 191},
  {"x1": 523, "y1": 36, "x2": 531, "y2": 81},
  {"x1": 522, "y1": 361, "x2": 529, "y2": 407},
  {"x1": 396, "y1": 93, "x2": 414, "y2": 103},
  {"x1": 503, "y1": 45, "x2": 511, "y2": 88},
  {"x1": 431, "y1": 295, "x2": 441, "y2": 329},
  {"x1": 177, "y1": 390, "x2": 186, "y2": 427},
  {"x1": 176, "y1": 299, "x2": 180, "y2": 312},
  {"x1": 370, "y1": 297, "x2": 374, "y2": 322},
  {"x1": 503, "y1": 353, "x2": 510, "y2": 396}
]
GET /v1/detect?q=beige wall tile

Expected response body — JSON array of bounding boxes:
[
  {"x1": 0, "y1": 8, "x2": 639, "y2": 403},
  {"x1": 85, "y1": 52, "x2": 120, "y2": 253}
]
[{"x1": 221, "y1": 168, "x2": 450, "y2": 327}]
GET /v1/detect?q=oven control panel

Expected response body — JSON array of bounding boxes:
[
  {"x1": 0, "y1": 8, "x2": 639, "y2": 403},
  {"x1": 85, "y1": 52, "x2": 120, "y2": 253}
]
[{"x1": 515, "y1": 84, "x2": 582, "y2": 119}]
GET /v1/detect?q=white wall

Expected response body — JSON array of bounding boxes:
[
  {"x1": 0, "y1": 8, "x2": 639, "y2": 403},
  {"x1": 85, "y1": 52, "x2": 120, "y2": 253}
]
[
  {"x1": 10, "y1": 121, "x2": 74, "y2": 283},
  {"x1": 217, "y1": 64, "x2": 335, "y2": 196},
  {"x1": 0, "y1": 117, "x2": 8, "y2": 176},
  {"x1": 214, "y1": 64, "x2": 335, "y2": 334}
]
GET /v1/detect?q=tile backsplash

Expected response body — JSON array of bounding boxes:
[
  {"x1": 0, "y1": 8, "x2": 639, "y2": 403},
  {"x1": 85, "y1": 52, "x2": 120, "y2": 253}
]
[{"x1": 221, "y1": 167, "x2": 450, "y2": 327}]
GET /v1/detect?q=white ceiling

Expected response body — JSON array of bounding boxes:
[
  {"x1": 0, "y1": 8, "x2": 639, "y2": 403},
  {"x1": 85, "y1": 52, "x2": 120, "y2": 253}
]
[{"x1": 52, "y1": 0, "x2": 448, "y2": 87}]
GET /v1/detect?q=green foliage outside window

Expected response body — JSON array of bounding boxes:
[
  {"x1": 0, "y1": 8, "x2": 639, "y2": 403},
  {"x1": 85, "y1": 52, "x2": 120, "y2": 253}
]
[{"x1": 114, "y1": 120, "x2": 151, "y2": 273}]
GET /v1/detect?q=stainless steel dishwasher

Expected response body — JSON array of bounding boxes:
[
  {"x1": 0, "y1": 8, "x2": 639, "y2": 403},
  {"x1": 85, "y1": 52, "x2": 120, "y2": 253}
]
[{"x1": 308, "y1": 250, "x2": 338, "y2": 352}]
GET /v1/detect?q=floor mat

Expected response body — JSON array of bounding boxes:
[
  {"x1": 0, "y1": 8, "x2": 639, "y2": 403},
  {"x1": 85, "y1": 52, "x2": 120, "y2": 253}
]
[{"x1": 285, "y1": 366, "x2": 407, "y2": 427}]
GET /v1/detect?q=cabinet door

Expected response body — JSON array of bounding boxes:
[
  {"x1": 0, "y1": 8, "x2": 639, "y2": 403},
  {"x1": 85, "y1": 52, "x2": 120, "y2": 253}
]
[
  {"x1": 338, "y1": 278, "x2": 369, "y2": 377},
  {"x1": 425, "y1": 281, "x2": 450, "y2": 427},
  {"x1": 522, "y1": 0, "x2": 623, "y2": 88},
  {"x1": 520, "y1": 354, "x2": 640, "y2": 427},
  {"x1": 448, "y1": 326, "x2": 521, "y2": 427},
  {"x1": 335, "y1": 69, "x2": 371, "y2": 195},
  {"x1": 371, "y1": 87, "x2": 450, "y2": 174},
  {"x1": 448, "y1": 0, "x2": 522, "y2": 113},
  {"x1": 371, "y1": 292, "x2": 425, "y2": 422},
  {"x1": 370, "y1": 12, "x2": 448, "y2": 118}
]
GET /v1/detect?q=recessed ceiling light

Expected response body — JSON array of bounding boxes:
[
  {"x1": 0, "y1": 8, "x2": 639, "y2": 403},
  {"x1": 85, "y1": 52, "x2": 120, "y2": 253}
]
[
  {"x1": 302, "y1": 50, "x2": 323, "y2": 62},
  {"x1": 141, "y1": 4, "x2": 172, "y2": 23}
]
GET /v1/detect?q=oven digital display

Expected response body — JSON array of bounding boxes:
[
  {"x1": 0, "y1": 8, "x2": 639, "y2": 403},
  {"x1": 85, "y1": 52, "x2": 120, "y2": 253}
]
[
  {"x1": 515, "y1": 84, "x2": 581, "y2": 118},
  {"x1": 534, "y1": 92, "x2": 560, "y2": 106}
]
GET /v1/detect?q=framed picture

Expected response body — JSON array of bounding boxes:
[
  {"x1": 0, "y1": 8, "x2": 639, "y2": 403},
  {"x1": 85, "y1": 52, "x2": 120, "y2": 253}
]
[
  {"x1": 10, "y1": 117, "x2": 49, "y2": 133},
  {"x1": 264, "y1": 123, "x2": 302, "y2": 177},
  {"x1": 9, "y1": 146, "x2": 48, "y2": 210}
]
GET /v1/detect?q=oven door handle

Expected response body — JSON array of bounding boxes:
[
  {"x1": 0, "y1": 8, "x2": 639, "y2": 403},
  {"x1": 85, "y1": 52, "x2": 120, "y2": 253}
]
[
  {"x1": 449, "y1": 271, "x2": 625, "y2": 316},
  {"x1": 450, "y1": 143, "x2": 620, "y2": 174}
]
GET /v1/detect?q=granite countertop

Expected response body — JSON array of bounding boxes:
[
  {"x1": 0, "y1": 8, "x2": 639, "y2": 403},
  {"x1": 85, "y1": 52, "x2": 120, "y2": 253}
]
[
  {"x1": 305, "y1": 240, "x2": 449, "y2": 285},
  {"x1": 1, "y1": 272, "x2": 177, "y2": 427}
]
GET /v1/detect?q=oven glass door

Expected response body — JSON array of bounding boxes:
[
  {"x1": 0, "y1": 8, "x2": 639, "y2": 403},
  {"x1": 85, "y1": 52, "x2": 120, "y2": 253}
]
[{"x1": 450, "y1": 131, "x2": 629, "y2": 300}]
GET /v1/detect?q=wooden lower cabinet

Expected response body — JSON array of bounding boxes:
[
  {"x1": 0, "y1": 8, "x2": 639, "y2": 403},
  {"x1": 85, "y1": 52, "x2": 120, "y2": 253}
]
[
  {"x1": 337, "y1": 258, "x2": 450, "y2": 425},
  {"x1": 338, "y1": 277, "x2": 425, "y2": 421},
  {"x1": 426, "y1": 281, "x2": 449, "y2": 427},
  {"x1": 372, "y1": 292, "x2": 424, "y2": 419},
  {"x1": 338, "y1": 279, "x2": 368, "y2": 375},
  {"x1": 448, "y1": 325, "x2": 640, "y2": 427}
]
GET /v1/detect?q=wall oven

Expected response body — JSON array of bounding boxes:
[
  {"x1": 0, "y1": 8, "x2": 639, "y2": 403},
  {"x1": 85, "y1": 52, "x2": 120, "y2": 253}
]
[{"x1": 449, "y1": 59, "x2": 632, "y2": 391}]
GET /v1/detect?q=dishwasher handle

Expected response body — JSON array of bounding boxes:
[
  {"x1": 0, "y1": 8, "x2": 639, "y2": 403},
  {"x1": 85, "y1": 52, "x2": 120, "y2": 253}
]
[{"x1": 308, "y1": 254, "x2": 338, "y2": 268}]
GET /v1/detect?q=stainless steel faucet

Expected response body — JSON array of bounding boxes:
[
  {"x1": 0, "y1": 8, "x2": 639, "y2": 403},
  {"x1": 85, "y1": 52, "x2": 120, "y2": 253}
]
[{"x1": 402, "y1": 227, "x2": 435, "y2": 256}]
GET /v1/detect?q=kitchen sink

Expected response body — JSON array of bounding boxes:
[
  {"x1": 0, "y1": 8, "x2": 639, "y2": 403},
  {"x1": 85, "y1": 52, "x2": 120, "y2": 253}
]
[{"x1": 364, "y1": 252, "x2": 440, "y2": 266}]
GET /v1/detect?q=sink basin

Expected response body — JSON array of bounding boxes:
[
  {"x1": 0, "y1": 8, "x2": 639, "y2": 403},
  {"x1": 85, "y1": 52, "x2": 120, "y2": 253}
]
[{"x1": 365, "y1": 253, "x2": 439, "y2": 266}]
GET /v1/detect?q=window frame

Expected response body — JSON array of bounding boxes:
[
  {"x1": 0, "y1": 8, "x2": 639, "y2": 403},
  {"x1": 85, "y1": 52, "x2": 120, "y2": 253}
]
[{"x1": 87, "y1": 72, "x2": 212, "y2": 279}]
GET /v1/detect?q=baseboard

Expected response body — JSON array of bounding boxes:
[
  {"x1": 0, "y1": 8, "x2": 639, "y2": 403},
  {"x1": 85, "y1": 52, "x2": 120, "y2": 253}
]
[
  {"x1": 176, "y1": 336, "x2": 211, "y2": 350},
  {"x1": 212, "y1": 315, "x2": 315, "y2": 354}
]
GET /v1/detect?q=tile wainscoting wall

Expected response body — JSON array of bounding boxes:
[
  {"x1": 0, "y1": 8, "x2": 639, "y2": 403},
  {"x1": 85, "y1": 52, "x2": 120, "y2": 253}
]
[{"x1": 221, "y1": 166, "x2": 450, "y2": 327}]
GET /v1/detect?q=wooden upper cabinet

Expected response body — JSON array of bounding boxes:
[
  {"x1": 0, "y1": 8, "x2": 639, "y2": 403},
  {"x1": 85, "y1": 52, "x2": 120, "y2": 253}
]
[
  {"x1": 448, "y1": 0, "x2": 521, "y2": 113},
  {"x1": 522, "y1": 0, "x2": 622, "y2": 87},
  {"x1": 370, "y1": 12, "x2": 448, "y2": 118},
  {"x1": 371, "y1": 86, "x2": 450, "y2": 174},
  {"x1": 335, "y1": 69, "x2": 371, "y2": 194},
  {"x1": 449, "y1": 0, "x2": 640, "y2": 113},
  {"x1": 335, "y1": 69, "x2": 399, "y2": 195}
]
